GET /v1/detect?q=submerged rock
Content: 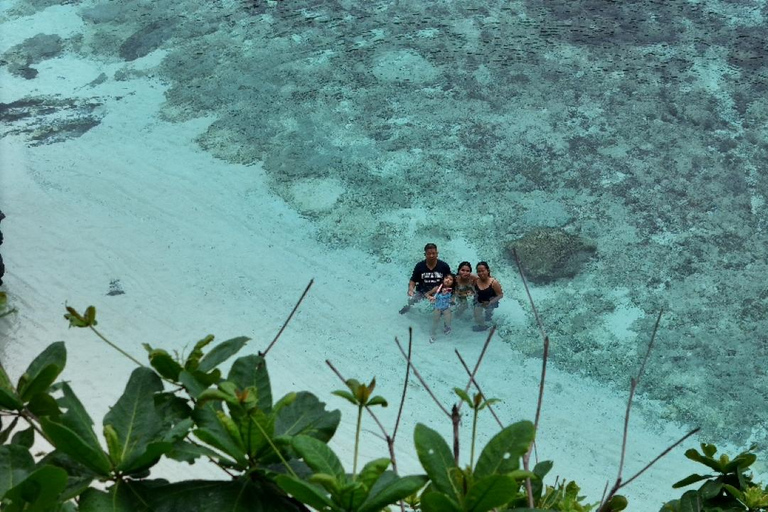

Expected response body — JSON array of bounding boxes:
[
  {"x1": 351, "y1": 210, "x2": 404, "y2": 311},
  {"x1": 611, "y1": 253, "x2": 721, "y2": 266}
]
[
  {"x1": 507, "y1": 227, "x2": 596, "y2": 283},
  {"x1": 2, "y1": 33, "x2": 64, "y2": 79}
]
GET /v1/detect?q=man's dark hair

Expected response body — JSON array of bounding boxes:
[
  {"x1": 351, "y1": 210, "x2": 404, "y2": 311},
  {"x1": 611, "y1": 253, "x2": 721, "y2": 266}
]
[{"x1": 424, "y1": 243, "x2": 437, "y2": 252}]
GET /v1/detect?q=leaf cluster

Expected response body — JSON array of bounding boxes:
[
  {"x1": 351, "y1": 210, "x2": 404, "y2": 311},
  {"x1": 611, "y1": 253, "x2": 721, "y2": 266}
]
[{"x1": 661, "y1": 444, "x2": 768, "y2": 511}]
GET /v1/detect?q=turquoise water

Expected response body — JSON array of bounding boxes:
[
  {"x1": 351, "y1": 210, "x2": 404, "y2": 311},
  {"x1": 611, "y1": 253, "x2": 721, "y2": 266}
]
[{"x1": 3, "y1": 0, "x2": 767, "y2": 462}]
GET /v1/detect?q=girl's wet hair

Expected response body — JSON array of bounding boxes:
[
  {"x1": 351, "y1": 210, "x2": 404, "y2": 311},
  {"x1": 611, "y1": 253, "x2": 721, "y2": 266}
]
[
  {"x1": 476, "y1": 261, "x2": 490, "y2": 274},
  {"x1": 457, "y1": 261, "x2": 472, "y2": 272}
]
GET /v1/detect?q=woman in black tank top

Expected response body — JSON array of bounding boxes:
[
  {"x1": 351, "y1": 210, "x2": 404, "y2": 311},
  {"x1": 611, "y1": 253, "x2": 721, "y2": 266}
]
[{"x1": 473, "y1": 261, "x2": 503, "y2": 331}]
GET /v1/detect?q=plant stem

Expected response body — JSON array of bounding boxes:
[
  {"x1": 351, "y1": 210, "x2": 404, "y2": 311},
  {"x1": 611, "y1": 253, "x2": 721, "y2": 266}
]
[
  {"x1": 353, "y1": 404, "x2": 363, "y2": 477},
  {"x1": 89, "y1": 325, "x2": 145, "y2": 368},
  {"x1": 470, "y1": 409, "x2": 478, "y2": 469}
]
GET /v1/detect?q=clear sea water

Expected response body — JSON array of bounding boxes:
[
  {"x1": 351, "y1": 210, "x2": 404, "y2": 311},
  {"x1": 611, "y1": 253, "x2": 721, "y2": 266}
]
[{"x1": 2, "y1": 0, "x2": 767, "y2": 500}]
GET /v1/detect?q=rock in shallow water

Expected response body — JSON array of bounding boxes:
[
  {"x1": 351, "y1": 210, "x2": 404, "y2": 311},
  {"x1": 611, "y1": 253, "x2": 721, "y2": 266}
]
[{"x1": 507, "y1": 227, "x2": 596, "y2": 283}]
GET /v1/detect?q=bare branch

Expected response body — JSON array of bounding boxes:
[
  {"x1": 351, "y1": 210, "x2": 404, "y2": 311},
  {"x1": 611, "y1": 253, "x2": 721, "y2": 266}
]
[
  {"x1": 393, "y1": 337, "x2": 451, "y2": 418},
  {"x1": 392, "y1": 327, "x2": 413, "y2": 441},
  {"x1": 620, "y1": 428, "x2": 700, "y2": 490},
  {"x1": 455, "y1": 350, "x2": 503, "y2": 429},
  {"x1": 262, "y1": 280, "x2": 313, "y2": 357},
  {"x1": 457, "y1": 327, "x2": 496, "y2": 414}
]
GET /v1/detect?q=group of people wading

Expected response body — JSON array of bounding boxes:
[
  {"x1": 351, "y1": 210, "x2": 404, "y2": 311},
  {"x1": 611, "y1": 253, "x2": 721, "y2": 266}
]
[{"x1": 399, "y1": 243, "x2": 503, "y2": 343}]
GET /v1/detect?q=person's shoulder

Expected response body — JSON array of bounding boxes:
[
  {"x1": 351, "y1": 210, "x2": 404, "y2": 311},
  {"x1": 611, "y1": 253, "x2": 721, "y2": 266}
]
[{"x1": 438, "y1": 259, "x2": 451, "y2": 270}]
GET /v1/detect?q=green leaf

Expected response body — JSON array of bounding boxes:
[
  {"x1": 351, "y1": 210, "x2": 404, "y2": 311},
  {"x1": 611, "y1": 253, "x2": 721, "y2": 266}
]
[
  {"x1": 359, "y1": 474, "x2": 428, "y2": 512},
  {"x1": 293, "y1": 435, "x2": 346, "y2": 481},
  {"x1": 240, "y1": 408, "x2": 275, "y2": 459},
  {"x1": 684, "y1": 449, "x2": 721, "y2": 472},
  {"x1": 336, "y1": 481, "x2": 368, "y2": 511},
  {"x1": 701, "y1": 443, "x2": 717, "y2": 457},
  {"x1": 473, "y1": 420, "x2": 535, "y2": 479},
  {"x1": 179, "y1": 370, "x2": 211, "y2": 399},
  {"x1": 0, "y1": 387, "x2": 23, "y2": 410},
  {"x1": 79, "y1": 481, "x2": 150, "y2": 512},
  {"x1": 2, "y1": 465, "x2": 68, "y2": 511},
  {"x1": 39, "y1": 383, "x2": 111, "y2": 476},
  {"x1": 421, "y1": 491, "x2": 462, "y2": 512},
  {"x1": 605, "y1": 494, "x2": 629, "y2": 511},
  {"x1": 26, "y1": 392, "x2": 60, "y2": 417},
  {"x1": 277, "y1": 475, "x2": 336, "y2": 511},
  {"x1": 192, "y1": 404, "x2": 247, "y2": 466},
  {"x1": 356, "y1": 458, "x2": 390, "y2": 491},
  {"x1": 0, "y1": 445, "x2": 35, "y2": 497},
  {"x1": 17, "y1": 342, "x2": 66, "y2": 402},
  {"x1": 366, "y1": 395, "x2": 388, "y2": 407},
  {"x1": 184, "y1": 335, "x2": 215, "y2": 371},
  {"x1": 331, "y1": 390, "x2": 358, "y2": 406},
  {"x1": 0, "y1": 416, "x2": 19, "y2": 444},
  {"x1": 414, "y1": 423, "x2": 458, "y2": 498},
  {"x1": 465, "y1": 474, "x2": 520, "y2": 512},
  {"x1": 275, "y1": 392, "x2": 340, "y2": 443},
  {"x1": 11, "y1": 427, "x2": 34, "y2": 448},
  {"x1": 146, "y1": 348, "x2": 183, "y2": 381},
  {"x1": 678, "y1": 490, "x2": 703, "y2": 512},
  {"x1": 672, "y1": 474, "x2": 711, "y2": 489},
  {"x1": 103, "y1": 367, "x2": 167, "y2": 473},
  {"x1": 198, "y1": 337, "x2": 250, "y2": 373},
  {"x1": 454, "y1": 387, "x2": 472, "y2": 405},
  {"x1": 724, "y1": 452, "x2": 757, "y2": 473},
  {"x1": 699, "y1": 480, "x2": 722, "y2": 500},
  {"x1": 228, "y1": 355, "x2": 272, "y2": 413}
]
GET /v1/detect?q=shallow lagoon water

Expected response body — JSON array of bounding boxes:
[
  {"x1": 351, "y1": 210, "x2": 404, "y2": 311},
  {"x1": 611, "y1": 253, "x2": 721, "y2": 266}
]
[{"x1": 1, "y1": 0, "x2": 767, "y2": 508}]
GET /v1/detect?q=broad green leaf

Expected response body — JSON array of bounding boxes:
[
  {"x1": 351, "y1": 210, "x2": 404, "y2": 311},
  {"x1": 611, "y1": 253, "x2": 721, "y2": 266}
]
[
  {"x1": 39, "y1": 418, "x2": 111, "y2": 476},
  {"x1": 165, "y1": 440, "x2": 221, "y2": 464},
  {"x1": 154, "y1": 392, "x2": 192, "y2": 427},
  {"x1": 0, "y1": 362, "x2": 13, "y2": 389},
  {"x1": 192, "y1": 404, "x2": 247, "y2": 466},
  {"x1": 356, "y1": 458, "x2": 389, "y2": 491},
  {"x1": 678, "y1": 489, "x2": 703, "y2": 512},
  {"x1": 37, "y1": 450, "x2": 100, "y2": 501},
  {"x1": 0, "y1": 387, "x2": 23, "y2": 410},
  {"x1": 179, "y1": 370, "x2": 211, "y2": 399},
  {"x1": 198, "y1": 337, "x2": 250, "y2": 373},
  {"x1": 699, "y1": 480, "x2": 722, "y2": 500},
  {"x1": 605, "y1": 494, "x2": 628, "y2": 511},
  {"x1": 26, "y1": 392, "x2": 60, "y2": 417},
  {"x1": 684, "y1": 449, "x2": 721, "y2": 472},
  {"x1": 146, "y1": 348, "x2": 183, "y2": 381},
  {"x1": 17, "y1": 342, "x2": 66, "y2": 402},
  {"x1": 240, "y1": 408, "x2": 275, "y2": 459},
  {"x1": 725, "y1": 452, "x2": 757, "y2": 473},
  {"x1": 701, "y1": 443, "x2": 717, "y2": 457},
  {"x1": 274, "y1": 392, "x2": 340, "y2": 443},
  {"x1": 293, "y1": 435, "x2": 345, "y2": 481},
  {"x1": 228, "y1": 355, "x2": 272, "y2": 413},
  {"x1": 277, "y1": 475, "x2": 336, "y2": 511},
  {"x1": 414, "y1": 423, "x2": 458, "y2": 498},
  {"x1": 79, "y1": 481, "x2": 150, "y2": 512},
  {"x1": 103, "y1": 367, "x2": 167, "y2": 472},
  {"x1": 359, "y1": 474, "x2": 428, "y2": 512},
  {"x1": 11, "y1": 427, "x2": 34, "y2": 448},
  {"x1": 465, "y1": 474, "x2": 519, "y2": 512},
  {"x1": 0, "y1": 445, "x2": 35, "y2": 497},
  {"x1": 150, "y1": 479, "x2": 306, "y2": 511},
  {"x1": 473, "y1": 420, "x2": 535, "y2": 479},
  {"x1": 2, "y1": 465, "x2": 68, "y2": 511},
  {"x1": 672, "y1": 474, "x2": 710, "y2": 489},
  {"x1": 336, "y1": 481, "x2": 368, "y2": 510},
  {"x1": 420, "y1": 491, "x2": 462, "y2": 512}
]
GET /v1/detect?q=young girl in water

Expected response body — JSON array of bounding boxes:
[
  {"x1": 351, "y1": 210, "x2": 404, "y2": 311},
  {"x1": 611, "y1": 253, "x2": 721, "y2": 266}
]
[
  {"x1": 453, "y1": 261, "x2": 477, "y2": 319},
  {"x1": 426, "y1": 273, "x2": 455, "y2": 343}
]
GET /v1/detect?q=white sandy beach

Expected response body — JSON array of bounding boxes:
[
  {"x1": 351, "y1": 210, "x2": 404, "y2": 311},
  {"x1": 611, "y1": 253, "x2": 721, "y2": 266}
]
[{"x1": 0, "y1": 5, "x2": 718, "y2": 511}]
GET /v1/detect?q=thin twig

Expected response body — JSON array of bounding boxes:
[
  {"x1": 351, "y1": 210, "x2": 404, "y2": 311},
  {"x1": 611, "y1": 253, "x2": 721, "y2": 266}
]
[
  {"x1": 89, "y1": 326, "x2": 145, "y2": 368},
  {"x1": 617, "y1": 309, "x2": 663, "y2": 484},
  {"x1": 262, "y1": 280, "x2": 313, "y2": 357},
  {"x1": 393, "y1": 338, "x2": 451, "y2": 417},
  {"x1": 457, "y1": 327, "x2": 495, "y2": 414},
  {"x1": 455, "y1": 351, "x2": 503, "y2": 428},
  {"x1": 392, "y1": 328, "x2": 413, "y2": 442},
  {"x1": 619, "y1": 428, "x2": 699, "y2": 489},
  {"x1": 512, "y1": 247, "x2": 550, "y2": 509}
]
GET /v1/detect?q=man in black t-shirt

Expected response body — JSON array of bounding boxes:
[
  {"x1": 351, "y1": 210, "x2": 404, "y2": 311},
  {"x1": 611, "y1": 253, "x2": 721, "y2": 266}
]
[{"x1": 399, "y1": 243, "x2": 451, "y2": 314}]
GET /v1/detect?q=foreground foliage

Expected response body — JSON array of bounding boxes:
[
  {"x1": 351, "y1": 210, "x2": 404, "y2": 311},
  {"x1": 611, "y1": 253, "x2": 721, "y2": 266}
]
[{"x1": 0, "y1": 302, "x2": 765, "y2": 511}]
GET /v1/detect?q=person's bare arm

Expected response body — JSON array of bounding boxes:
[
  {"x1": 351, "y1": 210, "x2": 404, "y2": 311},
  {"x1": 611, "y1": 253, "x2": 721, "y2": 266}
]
[
  {"x1": 408, "y1": 280, "x2": 417, "y2": 296},
  {"x1": 489, "y1": 279, "x2": 504, "y2": 304}
]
